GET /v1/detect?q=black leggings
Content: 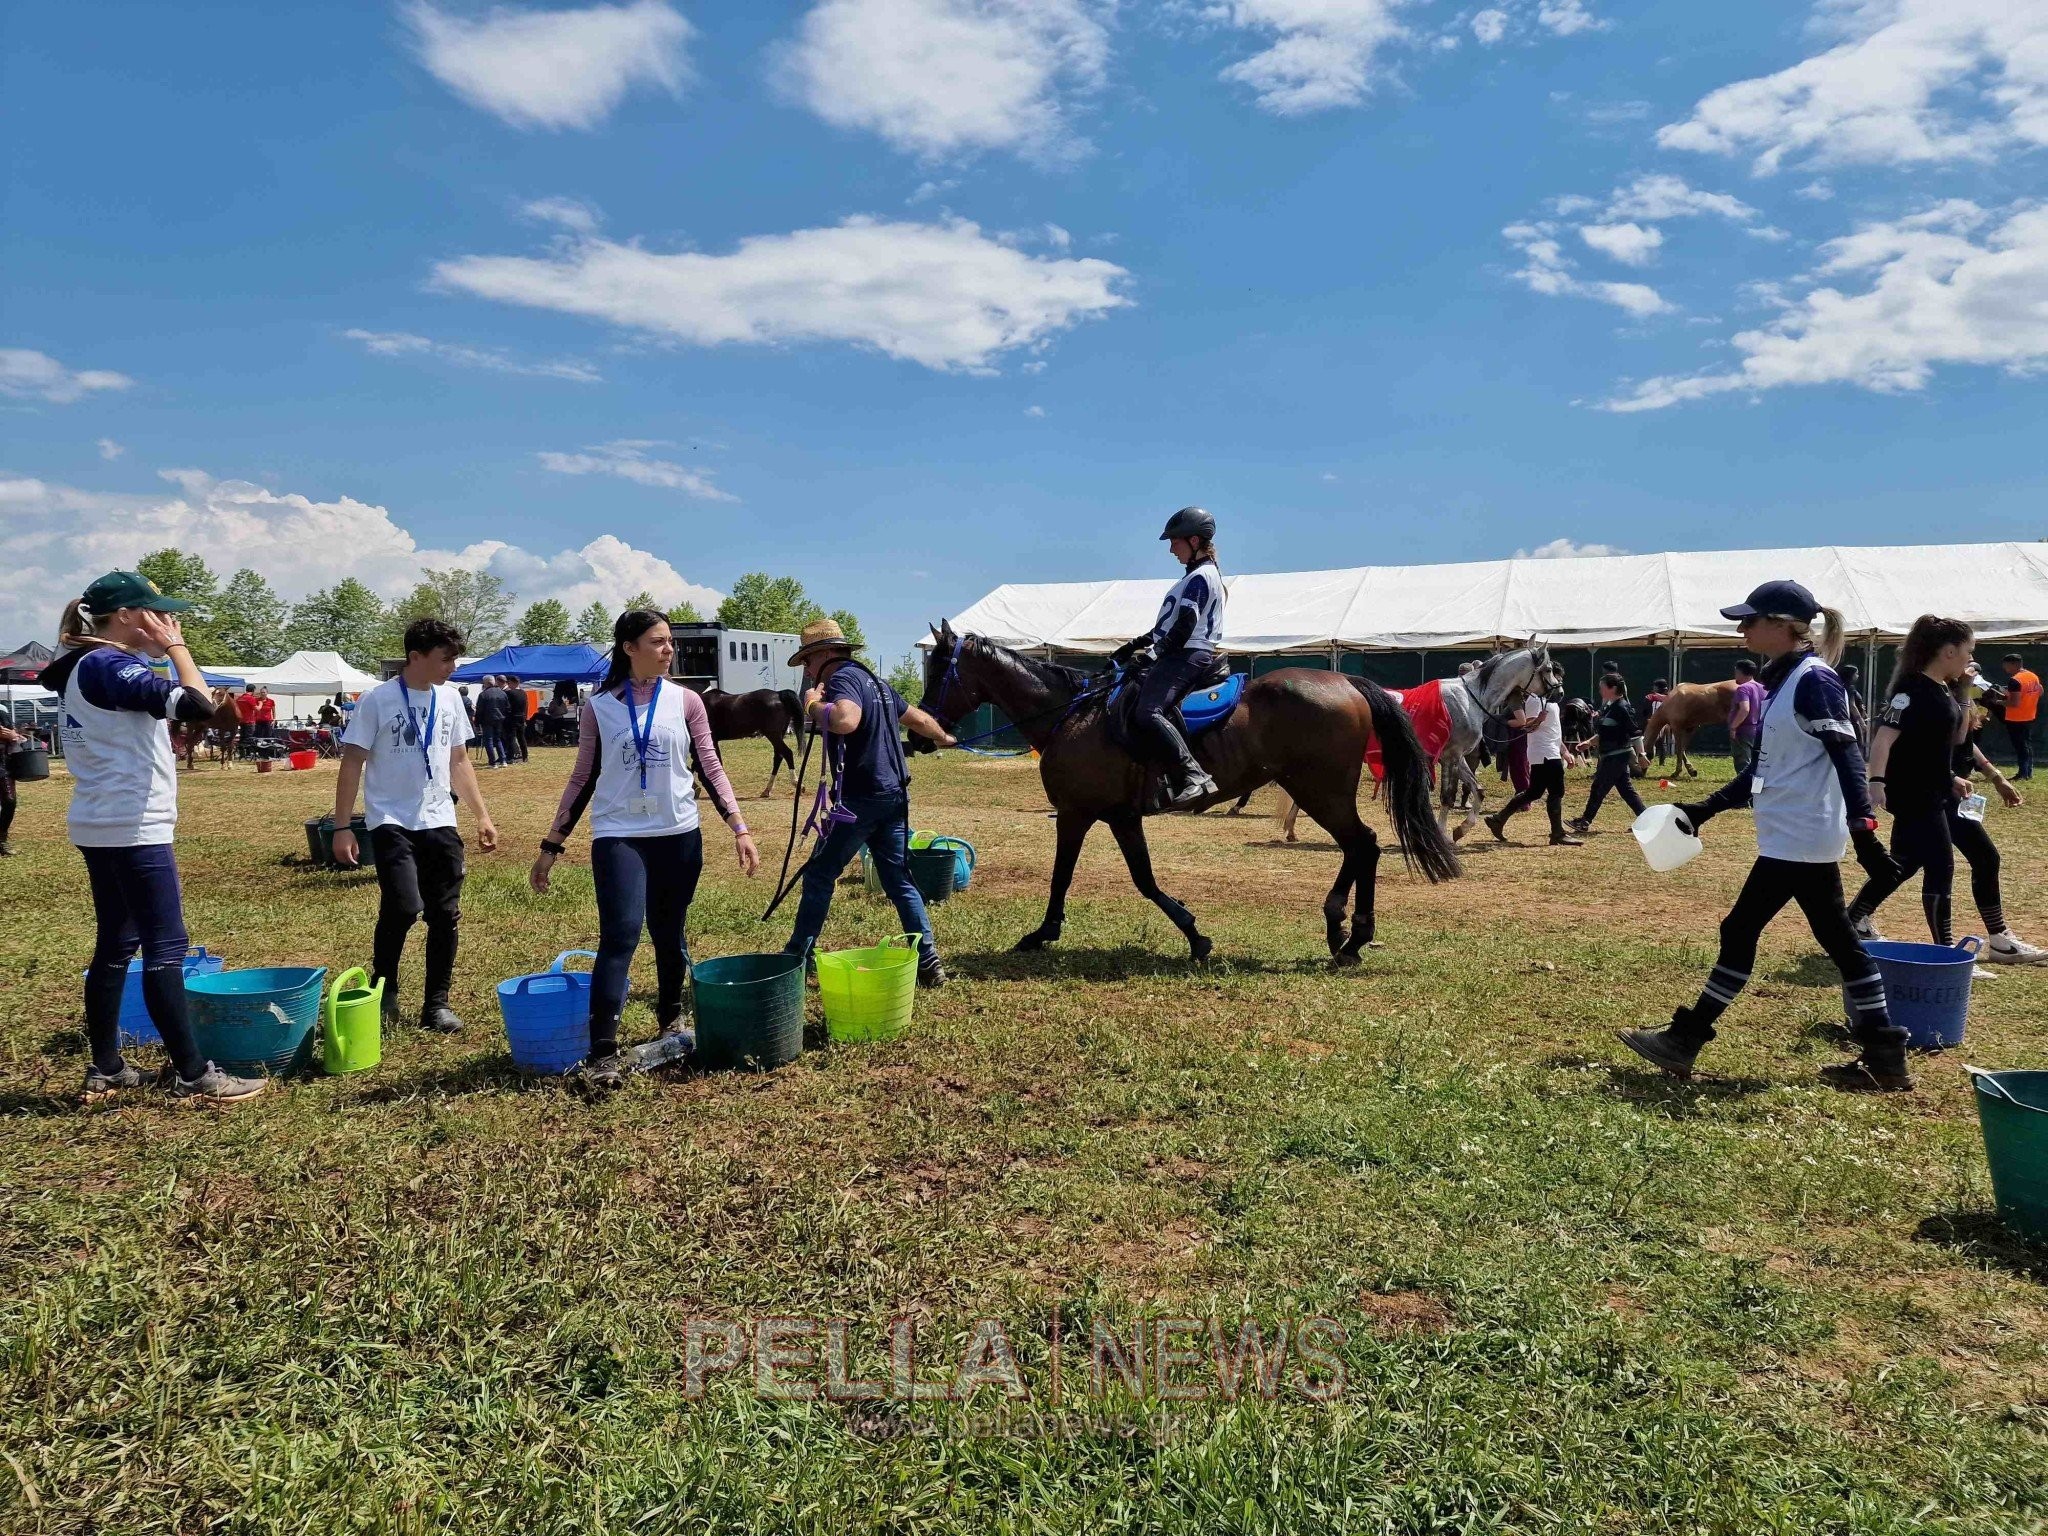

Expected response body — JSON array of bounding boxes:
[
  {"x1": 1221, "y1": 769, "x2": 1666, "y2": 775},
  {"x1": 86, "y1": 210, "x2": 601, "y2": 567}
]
[
  {"x1": 590, "y1": 830, "x2": 704, "y2": 1057},
  {"x1": 370, "y1": 825, "x2": 466, "y2": 1010},
  {"x1": 1850, "y1": 804, "x2": 2005, "y2": 941},
  {"x1": 1500, "y1": 757, "x2": 1566, "y2": 835},
  {"x1": 1682, "y1": 857, "x2": 1901, "y2": 1050},
  {"x1": 80, "y1": 844, "x2": 207, "y2": 1080},
  {"x1": 1578, "y1": 755, "x2": 1645, "y2": 824},
  {"x1": 0, "y1": 768, "x2": 15, "y2": 843}
]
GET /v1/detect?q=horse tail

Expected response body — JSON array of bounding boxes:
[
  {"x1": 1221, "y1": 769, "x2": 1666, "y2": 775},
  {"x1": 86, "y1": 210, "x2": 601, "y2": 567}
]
[
  {"x1": 1356, "y1": 676, "x2": 1461, "y2": 883},
  {"x1": 779, "y1": 688, "x2": 805, "y2": 747}
]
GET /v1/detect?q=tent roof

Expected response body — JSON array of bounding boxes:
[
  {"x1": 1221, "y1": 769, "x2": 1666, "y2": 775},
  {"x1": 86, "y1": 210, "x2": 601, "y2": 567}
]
[
  {"x1": 940, "y1": 542, "x2": 2048, "y2": 654},
  {"x1": 234, "y1": 651, "x2": 383, "y2": 695},
  {"x1": 451, "y1": 643, "x2": 606, "y2": 683}
]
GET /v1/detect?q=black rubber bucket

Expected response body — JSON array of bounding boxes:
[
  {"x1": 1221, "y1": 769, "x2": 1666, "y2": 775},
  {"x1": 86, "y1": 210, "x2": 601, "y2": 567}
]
[
  {"x1": 907, "y1": 845, "x2": 959, "y2": 904},
  {"x1": 6, "y1": 747, "x2": 49, "y2": 782}
]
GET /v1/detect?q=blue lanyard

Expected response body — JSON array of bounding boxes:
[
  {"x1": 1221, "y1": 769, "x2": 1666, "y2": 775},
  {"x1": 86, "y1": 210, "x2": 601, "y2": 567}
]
[
  {"x1": 397, "y1": 680, "x2": 438, "y2": 781},
  {"x1": 627, "y1": 678, "x2": 661, "y2": 791}
]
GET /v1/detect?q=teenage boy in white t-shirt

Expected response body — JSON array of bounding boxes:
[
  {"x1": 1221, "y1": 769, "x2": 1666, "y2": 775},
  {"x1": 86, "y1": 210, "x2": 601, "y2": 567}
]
[{"x1": 331, "y1": 619, "x2": 499, "y2": 1032}]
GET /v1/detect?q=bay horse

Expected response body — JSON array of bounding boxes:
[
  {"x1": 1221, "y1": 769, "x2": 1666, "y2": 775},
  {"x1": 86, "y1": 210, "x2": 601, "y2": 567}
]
[
  {"x1": 169, "y1": 688, "x2": 241, "y2": 770},
  {"x1": 920, "y1": 622, "x2": 1461, "y2": 966},
  {"x1": 1643, "y1": 680, "x2": 1737, "y2": 779},
  {"x1": 700, "y1": 687, "x2": 806, "y2": 797}
]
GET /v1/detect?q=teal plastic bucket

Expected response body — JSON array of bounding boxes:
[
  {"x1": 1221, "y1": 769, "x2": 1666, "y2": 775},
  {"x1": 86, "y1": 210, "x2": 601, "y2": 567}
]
[
  {"x1": 1969, "y1": 1069, "x2": 2048, "y2": 1242},
  {"x1": 692, "y1": 952, "x2": 805, "y2": 1071},
  {"x1": 1863, "y1": 937, "x2": 1979, "y2": 1049},
  {"x1": 187, "y1": 966, "x2": 326, "y2": 1075},
  {"x1": 86, "y1": 947, "x2": 225, "y2": 1049},
  {"x1": 497, "y1": 950, "x2": 596, "y2": 1075}
]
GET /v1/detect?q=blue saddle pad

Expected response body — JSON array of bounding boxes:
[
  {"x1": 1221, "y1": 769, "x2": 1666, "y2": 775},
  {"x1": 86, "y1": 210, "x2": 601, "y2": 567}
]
[{"x1": 1180, "y1": 671, "x2": 1245, "y2": 734}]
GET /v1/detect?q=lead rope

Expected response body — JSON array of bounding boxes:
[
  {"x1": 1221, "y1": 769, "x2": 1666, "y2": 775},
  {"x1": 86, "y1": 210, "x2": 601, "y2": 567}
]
[{"x1": 759, "y1": 713, "x2": 822, "y2": 922}]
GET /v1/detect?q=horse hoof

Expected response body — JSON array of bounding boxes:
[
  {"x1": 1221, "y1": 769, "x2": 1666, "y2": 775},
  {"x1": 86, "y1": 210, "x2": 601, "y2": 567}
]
[
  {"x1": 1451, "y1": 821, "x2": 1470, "y2": 843},
  {"x1": 1189, "y1": 936, "x2": 1214, "y2": 963},
  {"x1": 1014, "y1": 932, "x2": 1049, "y2": 952},
  {"x1": 1329, "y1": 951, "x2": 1362, "y2": 970}
]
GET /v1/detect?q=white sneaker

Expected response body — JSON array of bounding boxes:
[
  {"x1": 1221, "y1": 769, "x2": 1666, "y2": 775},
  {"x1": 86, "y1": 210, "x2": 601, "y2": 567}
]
[
  {"x1": 1985, "y1": 934, "x2": 2048, "y2": 965},
  {"x1": 1850, "y1": 914, "x2": 1882, "y2": 942}
]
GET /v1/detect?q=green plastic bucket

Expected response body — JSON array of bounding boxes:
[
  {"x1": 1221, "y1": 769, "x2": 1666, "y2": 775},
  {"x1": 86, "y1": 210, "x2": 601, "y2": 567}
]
[
  {"x1": 323, "y1": 966, "x2": 383, "y2": 1075},
  {"x1": 692, "y1": 952, "x2": 805, "y2": 1071},
  {"x1": 1970, "y1": 1068, "x2": 2048, "y2": 1242},
  {"x1": 817, "y1": 933, "x2": 920, "y2": 1044}
]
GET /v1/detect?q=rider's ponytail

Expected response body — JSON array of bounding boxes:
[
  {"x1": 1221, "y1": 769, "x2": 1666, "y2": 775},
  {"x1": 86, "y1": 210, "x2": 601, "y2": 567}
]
[{"x1": 57, "y1": 597, "x2": 102, "y2": 649}]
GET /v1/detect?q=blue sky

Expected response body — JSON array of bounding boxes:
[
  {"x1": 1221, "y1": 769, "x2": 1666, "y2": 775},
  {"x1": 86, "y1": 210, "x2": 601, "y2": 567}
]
[{"x1": 5, "y1": 0, "x2": 2045, "y2": 662}]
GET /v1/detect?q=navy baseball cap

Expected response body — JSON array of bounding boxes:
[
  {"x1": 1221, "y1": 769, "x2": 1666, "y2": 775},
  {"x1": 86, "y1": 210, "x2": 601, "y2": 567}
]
[{"x1": 1720, "y1": 579, "x2": 1819, "y2": 624}]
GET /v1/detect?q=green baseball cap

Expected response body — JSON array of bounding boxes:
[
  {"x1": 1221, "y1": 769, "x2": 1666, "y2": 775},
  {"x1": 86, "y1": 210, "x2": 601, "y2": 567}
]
[{"x1": 81, "y1": 570, "x2": 195, "y2": 616}]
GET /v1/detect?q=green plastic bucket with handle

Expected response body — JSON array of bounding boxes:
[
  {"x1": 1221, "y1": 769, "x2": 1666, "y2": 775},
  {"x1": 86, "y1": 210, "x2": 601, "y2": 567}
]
[
  {"x1": 1969, "y1": 1067, "x2": 2048, "y2": 1242},
  {"x1": 817, "y1": 933, "x2": 920, "y2": 1044},
  {"x1": 323, "y1": 966, "x2": 384, "y2": 1075}
]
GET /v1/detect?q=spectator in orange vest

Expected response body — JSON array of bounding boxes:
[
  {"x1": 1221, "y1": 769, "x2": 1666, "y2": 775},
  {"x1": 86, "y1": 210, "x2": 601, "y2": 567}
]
[{"x1": 1999, "y1": 653, "x2": 2040, "y2": 780}]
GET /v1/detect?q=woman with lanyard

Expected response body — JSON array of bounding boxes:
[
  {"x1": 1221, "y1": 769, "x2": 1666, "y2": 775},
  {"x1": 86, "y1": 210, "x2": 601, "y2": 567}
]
[
  {"x1": 1847, "y1": 619, "x2": 2048, "y2": 963},
  {"x1": 532, "y1": 609, "x2": 760, "y2": 1087},
  {"x1": 1568, "y1": 672, "x2": 1646, "y2": 834},
  {"x1": 42, "y1": 571, "x2": 266, "y2": 1103},
  {"x1": 1619, "y1": 579, "x2": 1913, "y2": 1092}
]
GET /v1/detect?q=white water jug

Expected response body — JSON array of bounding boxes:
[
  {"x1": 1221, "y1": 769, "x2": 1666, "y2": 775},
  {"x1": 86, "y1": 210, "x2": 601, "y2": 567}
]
[{"x1": 1632, "y1": 802, "x2": 1703, "y2": 873}]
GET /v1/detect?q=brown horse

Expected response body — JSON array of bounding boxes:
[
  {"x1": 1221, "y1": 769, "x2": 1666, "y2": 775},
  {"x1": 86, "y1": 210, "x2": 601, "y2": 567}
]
[
  {"x1": 700, "y1": 687, "x2": 806, "y2": 797},
  {"x1": 920, "y1": 622, "x2": 1460, "y2": 966},
  {"x1": 1643, "y1": 679, "x2": 1737, "y2": 779},
  {"x1": 169, "y1": 688, "x2": 241, "y2": 769}
]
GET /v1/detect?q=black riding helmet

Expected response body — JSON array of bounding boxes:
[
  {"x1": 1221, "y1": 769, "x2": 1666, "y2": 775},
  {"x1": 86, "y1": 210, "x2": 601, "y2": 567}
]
[{"x1": 1159, "y1": 506, "x2": 1215, "y2": 542}]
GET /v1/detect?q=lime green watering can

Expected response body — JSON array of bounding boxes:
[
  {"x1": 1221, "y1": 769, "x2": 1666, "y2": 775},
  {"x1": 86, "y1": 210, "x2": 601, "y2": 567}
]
[{"x1": 323, "y1": 967, "x2": 384, "y2": 1075}]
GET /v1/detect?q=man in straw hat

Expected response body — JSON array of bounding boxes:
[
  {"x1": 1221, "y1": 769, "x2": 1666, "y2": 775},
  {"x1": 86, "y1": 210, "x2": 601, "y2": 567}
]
[{"x1": 782, "y1": 618, "x2": 957, "y2": 987}]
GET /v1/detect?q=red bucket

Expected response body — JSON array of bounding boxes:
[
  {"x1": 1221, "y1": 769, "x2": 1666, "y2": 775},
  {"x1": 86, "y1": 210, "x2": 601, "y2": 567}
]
[{"x1": 288, "y1": 749, "x2": 318, "y2": 770}]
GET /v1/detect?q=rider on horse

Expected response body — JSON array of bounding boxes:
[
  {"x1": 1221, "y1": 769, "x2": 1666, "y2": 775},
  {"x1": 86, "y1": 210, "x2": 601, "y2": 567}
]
[{"x1": 1112, "y1": 507, "x2": 1226, "y2": 809}]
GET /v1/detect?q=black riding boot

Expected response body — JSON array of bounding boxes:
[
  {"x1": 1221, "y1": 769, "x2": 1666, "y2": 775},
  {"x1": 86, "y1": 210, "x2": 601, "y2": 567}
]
[{"x1": 1150, "y1": 721, "x2": 1216, "y2": 810}]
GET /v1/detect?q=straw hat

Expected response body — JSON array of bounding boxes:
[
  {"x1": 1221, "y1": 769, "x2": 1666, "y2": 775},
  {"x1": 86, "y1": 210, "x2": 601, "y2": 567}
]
[{"x1": 789, "y1": 618, "x2": 855, "y2": 666}]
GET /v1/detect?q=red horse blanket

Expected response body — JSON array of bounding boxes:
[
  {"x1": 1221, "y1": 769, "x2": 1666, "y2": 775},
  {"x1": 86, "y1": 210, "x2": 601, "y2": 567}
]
[{"x1": 1364, "y1": 677, "x2": 1453, "y2": 782}]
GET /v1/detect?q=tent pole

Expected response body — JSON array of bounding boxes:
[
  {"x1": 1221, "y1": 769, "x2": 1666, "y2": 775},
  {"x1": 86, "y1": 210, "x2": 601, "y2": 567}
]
[{"x1": 1864, "y1": 635, "x2": 1877, "y2": 718}]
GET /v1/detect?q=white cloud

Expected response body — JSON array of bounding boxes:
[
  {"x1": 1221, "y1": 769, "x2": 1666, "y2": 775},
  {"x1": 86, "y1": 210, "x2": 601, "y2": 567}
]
[
  {"x1": 1535, "y1": 0, "x2": 1602, "y2": 37},
  {"x1": 1604, "y1": 201, "x2": 2048, "y2": 410},
  {"x1": 1657, "y1": 0, "x2": 2048, "y2": 175},
  {"x1": 343, "y1": 328, "x2": 602, "y2": 382},
  {"x1": 434, "y1": 214, "x2": 1131, "y2": 373},
  {"x1": 0, "y1": 348, "x2": 134, "y2": 404},
  {"x1": 521, "y1": 195, "x2": 602, "y2": 233},
  {"x1": 1503, "y1": 222, "x2": 1673, "y2": 315},
  {"x1": 0, "y1": 468, "x2": 722, "y2": 641},
  {"x1": 1515, "y1": 537, "x2": 1631, "y2": 558},
  {"x1": 1578, "y1": 221, "x2": 1663, "y2": 266},
  {"x1": 537, "y1": 440, "x2": 737, "y2": 501},
  {"x1": 96, "y1": 438, "x2": 126, "y2": 461},
  {"x1": 1023, "y1": 404, "x2": 1046, "y2": 416},
  {"x1": 405, "y1": 0, "x2": 691, "y2": 131},
  {"x1": 774, "y1": 0, "x2": 1109, "y2": 162},
  {"x1": 1212, "y1": 0, "x2": 1411, "y2": 115},
  {"x1": 1597, "y1": 172, "x2": 1760, "y2": 225},
  {"x1": 1798, "y1": 178, "x2": 1836, "y2": 201},
  {"x1": 1472, "y1": 9, "x2": 1507, "y2": 45}
]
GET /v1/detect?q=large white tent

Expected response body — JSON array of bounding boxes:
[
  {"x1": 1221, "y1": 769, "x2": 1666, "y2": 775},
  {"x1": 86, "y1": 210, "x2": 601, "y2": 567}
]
[
  {"x1": 230, "y1": 650, "x2": 382, "y2": 697},
  {"x1": 943, "y1": 543, "x2": 2048, "y2": 656}
]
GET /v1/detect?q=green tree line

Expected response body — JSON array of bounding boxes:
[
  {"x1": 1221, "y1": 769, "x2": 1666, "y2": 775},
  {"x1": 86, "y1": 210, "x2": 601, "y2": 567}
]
[{"x1": 124, "y1": 550, "x2": 868, "y2": 671}]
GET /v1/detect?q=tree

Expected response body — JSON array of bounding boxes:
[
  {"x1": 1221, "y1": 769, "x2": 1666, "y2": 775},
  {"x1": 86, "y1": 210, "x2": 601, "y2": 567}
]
[
  {"x1": 886, "y1": 651, "x2": 925, "y2": 707},
  {"x1": 285, "y1": 578, "x2": 392, "y2": 669},
  {"x1": 668, "y1": 599, "x2": 702, "y2": 624},
  {"x1": 716, "y1": 573, "x2": 865, "y2": 652},
  {"x1": 210, "y1": 568, "x2": 290, "y2": 666},
  {"x1": 622, "y1": 590, "x2": 661, "y2": 616},
  {"x1": 517, "y1": 598, "x2": 573, "y2": 646},
  {"x1": 134, "y1": 547, "x2": 227, "y2": 663},
  {"x1": 390, "y1": 567, "x2": 512, "y2": 654},
  {"x1": 574, "y1": 601, "x2": 613, "y2": 645}
]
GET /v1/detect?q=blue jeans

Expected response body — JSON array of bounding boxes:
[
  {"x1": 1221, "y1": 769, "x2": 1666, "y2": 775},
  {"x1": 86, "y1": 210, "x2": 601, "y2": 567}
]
[
  {"x1": 785, "y1": 793, "x2": 936, "y2": 967},
  {"x1": 481, "y1": 721, "x2": 505, "y2": 767},
  {"x1": 590, "y1": 830, "x2": 702, "y2": 1056},
  {"x1": 79, "y1": 843, "x2": 205, "y2": 1079}
]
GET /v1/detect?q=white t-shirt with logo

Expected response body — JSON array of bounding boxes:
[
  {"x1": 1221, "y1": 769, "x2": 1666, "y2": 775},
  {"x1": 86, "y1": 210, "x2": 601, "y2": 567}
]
[
  {"x1": 1525, "y1": 694, "x2": 1564, "y2": 763},
  {"x1": 341, "y1": 678, "x2": 474, "y2": 830}
]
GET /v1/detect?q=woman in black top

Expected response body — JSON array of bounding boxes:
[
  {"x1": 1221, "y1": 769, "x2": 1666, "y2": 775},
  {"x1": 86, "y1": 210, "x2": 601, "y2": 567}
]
[
  {"x1": 1570, "y1": 674, "x2": 1646, "y2": 833},
  {"x1": 1846, "y1": 616, "x2": 1973, "y2": 944}
]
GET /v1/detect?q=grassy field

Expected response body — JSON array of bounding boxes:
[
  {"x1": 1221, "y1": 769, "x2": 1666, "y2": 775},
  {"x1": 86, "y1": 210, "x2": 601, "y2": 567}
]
[{"x1": 2, "y1": 739, "x2": 2045, "y2": 1534}]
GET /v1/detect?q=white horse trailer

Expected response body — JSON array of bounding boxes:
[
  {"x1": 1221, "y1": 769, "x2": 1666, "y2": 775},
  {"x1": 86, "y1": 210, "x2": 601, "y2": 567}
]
[{"x1": 670, "y1": 623, "x2": 800, "y2": 694}]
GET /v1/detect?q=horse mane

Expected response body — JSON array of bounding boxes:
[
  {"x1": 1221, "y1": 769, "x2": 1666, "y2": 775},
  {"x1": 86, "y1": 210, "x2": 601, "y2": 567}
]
[{"x1": 966, "y1": 636, "x2": 1092, "y2": 701}]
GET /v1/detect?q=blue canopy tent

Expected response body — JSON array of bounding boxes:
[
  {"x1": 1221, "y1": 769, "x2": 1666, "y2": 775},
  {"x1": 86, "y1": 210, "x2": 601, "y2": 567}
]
[
  {"x1": 451, "y1": 644, "x2": 606, "y2": 684},
  {"x1": 142, "y1": 656, "x2": 245, "y2": 687}
]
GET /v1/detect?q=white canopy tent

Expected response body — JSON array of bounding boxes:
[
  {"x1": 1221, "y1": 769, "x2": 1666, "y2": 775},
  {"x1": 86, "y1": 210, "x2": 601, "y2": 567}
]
[
  {"x1": 941, "y1": 543, "x2": 2048, "y2": 655},
  {"x1": 230, "y1": 651, "x2": 382, "y2": 697}
]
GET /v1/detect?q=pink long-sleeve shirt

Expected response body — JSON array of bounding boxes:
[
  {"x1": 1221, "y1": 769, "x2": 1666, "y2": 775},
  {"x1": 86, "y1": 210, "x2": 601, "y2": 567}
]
[{"x1": 547, "y1": 681, "x2": 740, "y2": 841}]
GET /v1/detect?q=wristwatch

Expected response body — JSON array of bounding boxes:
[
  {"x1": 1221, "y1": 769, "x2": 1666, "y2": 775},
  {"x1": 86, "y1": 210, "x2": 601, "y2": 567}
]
[{"x1": 539, "y1": 837, "x2": 565, "y2": 856}]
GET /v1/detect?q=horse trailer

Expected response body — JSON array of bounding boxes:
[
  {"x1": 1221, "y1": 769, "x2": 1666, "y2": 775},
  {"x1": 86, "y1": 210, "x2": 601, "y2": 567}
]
[{"x1": 669, "y1": 623, "x2": 800, "y2": 694}]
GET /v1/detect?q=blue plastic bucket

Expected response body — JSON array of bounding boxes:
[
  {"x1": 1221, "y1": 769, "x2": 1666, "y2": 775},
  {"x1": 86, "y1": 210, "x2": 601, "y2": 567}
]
[
  {"x1": 498, "y1": 949, "x2": 596, "y2": 1075},
  {"x1": 1863, "y1": 936, "x2": 1980, "y2": 1050},
  {"x1": 84, "y1": 947, "x2": 226, "y2": 1048},
  {"x1": 187, "y1": 966, "x2": 327, "y2": 1075}
]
